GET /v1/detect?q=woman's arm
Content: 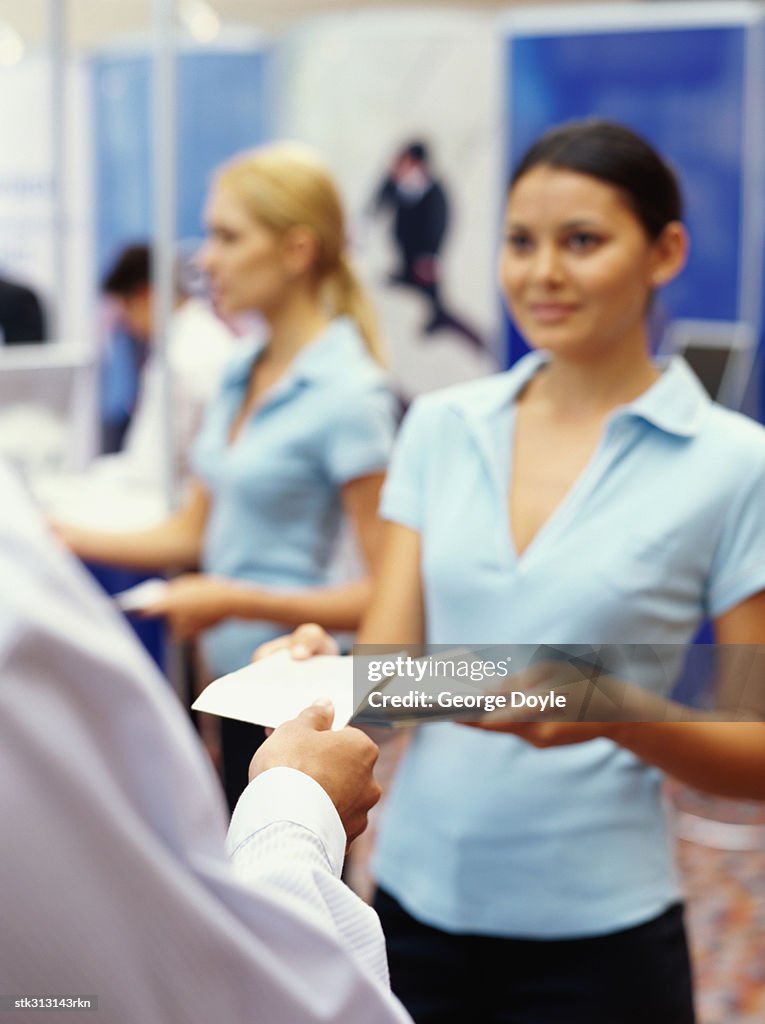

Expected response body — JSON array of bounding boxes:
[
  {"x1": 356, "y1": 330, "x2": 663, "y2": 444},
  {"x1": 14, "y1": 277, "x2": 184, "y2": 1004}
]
[
  {"x1": 607, "y1": 589, "x2": 765, "y2": 800},
  {"x1": 472, "y1": 590, "x2": 765, "y2": 801},
  {"x1": 606, "y1": 721, "x2": 765, "y2": 800},
  {"x1": 148, "y1": 476, "x2": 424, "y2": 641},
  {"x1": 248, "y1": 513, "x2": 426, "y2": 643},
  {"x1": 233, "y1": 521, "x2": 427, "y2": 663},
  {"x1": 51, "y1": 480, "x2": 210, "y2": 573},
  {"x1": 357, "y1": 521, "x2": 425, "y2": 647}
]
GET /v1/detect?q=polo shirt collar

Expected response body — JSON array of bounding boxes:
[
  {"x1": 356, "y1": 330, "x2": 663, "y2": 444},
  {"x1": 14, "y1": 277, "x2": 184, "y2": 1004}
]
[
  {"x1": 447, "y1": 351, "x2": 548, "y2": 421},
  {"x1": 221, "y1": 316, "x2": 363, "y2": 392},
  {"x1": 290, "y1": 317, "x2": 365, "y2": 383},
  {"x1": 619, "y1": 356, "x2": 710, "y2": 437},
  {"x1": 449, "y1": 351, "x2": 711, "y2": 438},
  {"x1": 221, "y1": 337, "x2": 265, "y2": 390}
]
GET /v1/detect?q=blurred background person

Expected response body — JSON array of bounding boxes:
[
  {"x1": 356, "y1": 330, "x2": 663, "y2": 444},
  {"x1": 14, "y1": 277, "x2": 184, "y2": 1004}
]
[
  {"x1": 98, "y1": 242, "x2": 237, "y2": 482},
  {"x1": 99, "y1": 245, "x2": 152, "y2": 453},
  {"x1": 0, "y1": 270, "x2": 47, "y2": 344},
  {"x1": 54, "y1": 142, "x2": 398, "y2": 811},
  {"x1": 371, "y1": 140, "x2": 485, "y2": 352}
]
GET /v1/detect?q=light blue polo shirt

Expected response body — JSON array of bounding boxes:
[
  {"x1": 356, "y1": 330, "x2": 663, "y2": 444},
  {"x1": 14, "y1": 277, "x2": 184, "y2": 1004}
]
[
  {"x1": 374, "y1": 352, "x2": 765, "y2": 938},
  {"x1": 190, "y1": 317, "x2": 396, "y2": 677}
]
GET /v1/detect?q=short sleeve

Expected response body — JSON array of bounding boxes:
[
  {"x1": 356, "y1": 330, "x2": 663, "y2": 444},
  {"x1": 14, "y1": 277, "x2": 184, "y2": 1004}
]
[
  {"x1": 707, "y1": 460, "x2": 765, "y2": 617},
  {"x1": 379, "y1": 396, "x2": 435, "y2": 532},
  {"x1": 322, "y1": 383, "x2": 398, "y2": 485}
]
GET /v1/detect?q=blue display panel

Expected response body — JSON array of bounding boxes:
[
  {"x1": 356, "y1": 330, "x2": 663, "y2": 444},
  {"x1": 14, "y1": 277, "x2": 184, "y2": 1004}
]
[
  {"x1": 504, "y1": 25, "x2": 748, "y2": 365},
  {"x1": 91, "y1": 48, "x2": 269, "y2": 275}
]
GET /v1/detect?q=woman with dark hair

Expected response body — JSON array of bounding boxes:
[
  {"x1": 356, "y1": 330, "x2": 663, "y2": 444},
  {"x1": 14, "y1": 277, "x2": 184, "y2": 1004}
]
[{"x1": 268, "y1": 120, "x2": 765, "y2": 1023}]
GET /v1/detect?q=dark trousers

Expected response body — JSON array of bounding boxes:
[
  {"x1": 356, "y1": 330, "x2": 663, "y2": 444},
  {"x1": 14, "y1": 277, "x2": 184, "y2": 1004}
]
[
  {"x1": 221, "y1": 717, "x2": 266, "y2": 813},
  {"x1": 374, "y1": 888, "x2": 696, "y2": 1024}
]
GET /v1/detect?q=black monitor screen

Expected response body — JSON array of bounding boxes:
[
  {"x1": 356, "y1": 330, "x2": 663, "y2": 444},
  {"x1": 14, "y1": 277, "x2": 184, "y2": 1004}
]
[{"x1": 681, "y1": 344, "x2": 731, "y2": 400}]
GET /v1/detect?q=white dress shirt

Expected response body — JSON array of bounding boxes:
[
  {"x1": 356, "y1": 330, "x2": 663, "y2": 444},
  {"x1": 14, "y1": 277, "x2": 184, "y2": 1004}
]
[
  {"x1": 123, "y1": 298, "x2": 238, "y2": 482},
  {"x1": 0, "y1": 461, "x2": 411, "y2": 1024},
  {"x1": 96, "y1": 298, "x2": 238, "y2": 489}
]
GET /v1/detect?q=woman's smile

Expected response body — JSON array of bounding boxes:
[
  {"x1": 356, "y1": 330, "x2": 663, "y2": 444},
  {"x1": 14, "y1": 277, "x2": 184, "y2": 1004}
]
[{"x1": 526, "y1": 301, "x2": 580, "y2": 324}]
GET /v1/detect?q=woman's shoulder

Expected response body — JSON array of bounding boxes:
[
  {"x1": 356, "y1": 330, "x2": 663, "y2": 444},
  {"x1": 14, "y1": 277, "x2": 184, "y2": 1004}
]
[
  {"x1": 314, "y1": 318, "x2": 389, "y2": 390},
  {"x1": 702, "y1": 402, "x2": 765, "y2": 466}
]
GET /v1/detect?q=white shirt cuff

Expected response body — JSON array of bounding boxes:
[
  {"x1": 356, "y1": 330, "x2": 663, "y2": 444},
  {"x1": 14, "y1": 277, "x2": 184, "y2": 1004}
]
[{"x1": 226, "y1": 766, "x2": 346, "y2": 876}]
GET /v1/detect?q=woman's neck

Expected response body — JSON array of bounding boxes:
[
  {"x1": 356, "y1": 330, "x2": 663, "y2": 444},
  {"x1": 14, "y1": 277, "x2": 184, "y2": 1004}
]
[
  {"x1": 261, "y1": 288, "x2": 331, "y2": 370},
  {"x1": 523, "y1": 341, "x2": 660, "y2": 420}
]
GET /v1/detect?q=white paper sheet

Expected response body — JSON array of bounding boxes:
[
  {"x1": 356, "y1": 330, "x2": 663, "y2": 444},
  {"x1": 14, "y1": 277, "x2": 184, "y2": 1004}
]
[
  {"x1": 192, "y1": 650, "x2": 357, "y2": 731},
  {"x1": 113, "y1": 578, "x2": 169, "y2": 613}
]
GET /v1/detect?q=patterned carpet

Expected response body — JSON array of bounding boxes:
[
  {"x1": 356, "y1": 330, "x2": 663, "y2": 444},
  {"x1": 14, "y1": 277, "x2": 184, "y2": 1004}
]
[{"x1": 671, "y1": 787, "x2": 765, "y2": 1024}]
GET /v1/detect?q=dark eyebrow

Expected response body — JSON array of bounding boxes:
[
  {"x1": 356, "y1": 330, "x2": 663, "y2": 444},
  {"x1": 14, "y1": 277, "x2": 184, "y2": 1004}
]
[
  {"x1": 559, "y1": 219, "x2": 604, "y2": 231},
  {"x1": 504, "y1": 218, "x2": 604, "y2": 232}
]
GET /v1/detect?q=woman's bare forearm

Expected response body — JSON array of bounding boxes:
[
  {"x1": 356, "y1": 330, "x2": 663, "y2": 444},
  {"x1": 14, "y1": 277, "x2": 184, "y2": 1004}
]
[
  {"x1": 224, "y1": 578, "x2": 374, "y2": 632},
  {"x1": 52, "y1": 481, "x2": 209, "y2": 572},
  {"x1": 609, "y1": 720, "x2": 765, "y2": 800},
  {"x1": 59, "y1": 520, "x2": 202, "y2": 571}
]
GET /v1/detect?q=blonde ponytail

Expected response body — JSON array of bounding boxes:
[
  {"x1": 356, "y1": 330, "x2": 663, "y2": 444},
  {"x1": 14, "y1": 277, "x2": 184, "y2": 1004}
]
[{"x1": 328, "y1": 254, "x2": 385, "y2": 366}]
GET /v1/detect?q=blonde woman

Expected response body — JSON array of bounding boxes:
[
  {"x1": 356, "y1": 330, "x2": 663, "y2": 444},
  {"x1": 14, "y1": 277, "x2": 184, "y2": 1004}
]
[{"x1": 56, "y1": 143, "x2": 397, "y2": 807}]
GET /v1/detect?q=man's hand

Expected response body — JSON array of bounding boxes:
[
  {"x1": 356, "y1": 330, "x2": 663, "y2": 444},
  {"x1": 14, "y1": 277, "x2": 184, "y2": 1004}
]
[
  {"x1": 253, "y1": 623, "x2": 339, "y2": 663},
  {"x1": 250, "y1": 701, "x2": 381, "y2": 845}
]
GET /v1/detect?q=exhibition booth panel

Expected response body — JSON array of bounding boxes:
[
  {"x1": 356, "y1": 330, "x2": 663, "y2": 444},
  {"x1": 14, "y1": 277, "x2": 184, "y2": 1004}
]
[{"x1": 502, "y1": 1, "x2": 765, "y2": 416}]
